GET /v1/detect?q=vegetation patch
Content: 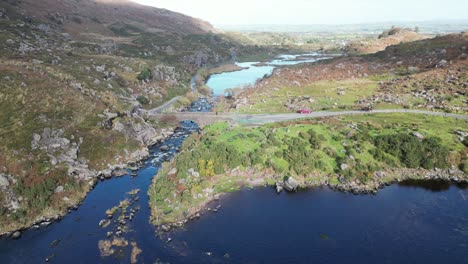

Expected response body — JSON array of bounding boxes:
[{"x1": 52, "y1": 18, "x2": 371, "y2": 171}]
[{"x1": 149, "y1": 114, "x2": 468, "y2": 227}]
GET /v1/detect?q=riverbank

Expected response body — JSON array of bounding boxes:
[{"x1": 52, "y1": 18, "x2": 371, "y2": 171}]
[
  {"x1": 151, "y1": 166, "x2": 467, "y2": 232},
  {"x1": 0, "y1": 126, "x2": 176, "y2": 239},
  {"x1": 148, "y1": 113, "x2": 467, "y2": 230}
]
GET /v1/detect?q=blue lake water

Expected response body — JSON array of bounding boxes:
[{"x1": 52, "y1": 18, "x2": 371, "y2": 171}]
[
  {"x1": 207, "y1": 53, "x2": 332, "y2": 96},
  {"x1": 2, "y1": 174, "x2": 467, "y2": 263}
]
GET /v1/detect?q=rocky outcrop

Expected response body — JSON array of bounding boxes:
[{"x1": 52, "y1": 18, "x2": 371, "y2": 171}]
[
  {"x1": 67, "y1": 163, "x2": 96, "y2": 181},
  {"x1": 276, "y1": 176, "x2": 299, "y2": 193},
  {"x1": 110, "y1": 109, "x2": 175, "y2": 147},
  {"x1": 31, "y1": 128, "x2": 81, "y2": 165},
  {"x1": 152, "y1": 65, "x2": 180, "y2": 85},
  {"x1": 184, "y1": 50, "x2": 209, "y2": 67},
  {"x1": 0, "y1": 174, "x2": 9, "y2": 188},
  {"x1": 0, "y1": 174, "x2": 21, "y2": 212},
  {"x1": 283, "y1": 177, "x2": 299, "y2": 192},
  {"x1": 30, "y1": 128, "x2": 96, "y2": 180}
]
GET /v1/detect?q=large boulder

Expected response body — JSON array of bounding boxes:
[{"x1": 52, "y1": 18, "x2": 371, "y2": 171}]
[
  {"x1": 11, "y1": 231, "x2": 21, "y2": 240},
  {"x1": 283, "y1": 177, "x2": 299, "y2": 192},
  {"x1": 275, "y1": 182, "x2": 283, "y2": 193},
  {"x1": 0, "y1": 174, "x2": 9, "y2": 188},
  {"x1": 54, "y1": 186, "x2": 64, "y2": 193},
  {"x1": 67, "y1": 163, "x2": 96, "y2": 180},
  {"x1": 167, "y1": 168, "x2": 178, "y2": 178}
]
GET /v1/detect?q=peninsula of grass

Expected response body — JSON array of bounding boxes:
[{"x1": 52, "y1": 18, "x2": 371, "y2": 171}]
[{"x1": 149, "y1": 113, "x2": 468, "y2": 228}]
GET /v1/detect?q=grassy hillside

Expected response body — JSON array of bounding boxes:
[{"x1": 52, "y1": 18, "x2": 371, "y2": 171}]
[
  {"x1": 217, "y1": 32, "x2": 468, "y2": 114},
  {"x1": 0, "y1": 0, "x2": 279, "y2": 234}
]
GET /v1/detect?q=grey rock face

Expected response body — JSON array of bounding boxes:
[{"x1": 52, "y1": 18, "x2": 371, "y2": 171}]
[
  {"x1": 283, "y1": 177, "x2": 299, "y2": 192},
  {"x1": 184, "y1": 50, "x2": 209, "y2": 67},
  {"x1": 412, "y1": 131, "x2": 425, "y2": 140},
  {"x1": 275, "y1": 182, "x2": 283, "y2": 193},
  {"x1": 11, "y1": 231, "x2": 21, "y2": 240},
  {"x1": 436, "y1": 59, "x2": 448, "y2": 68},
  {"x1": 67, "y1": 163, "x2": 96, "y2": 181},
  {"x1": 340, "y1": 164, "x2": 349, "y2": 171},
  {"x1": 0, "y1": 174, "x2": 10, "y2": 188},
  {"x1": 31, "y1": 128, "x2": 83, "y2": 178},
  {"x1": 95, "y1": 65, "x2": 106, "y2": 72},
  {"x1": 54, "y1": 186, "x2": 64, "y2": 193},
  {"x1": 188, "y1": 168, "x2": 200, "y2": 178},
  {"x1": 153, "y1": 65, "x2": 180, "y2": 85}
]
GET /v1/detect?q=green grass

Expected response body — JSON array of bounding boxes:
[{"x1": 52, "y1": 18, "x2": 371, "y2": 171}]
[
  {"x1": 149, "y1": 113, "x2": 467, "y2": 226},
  {"x1": 235, "y1": 78, "x2": 379, "y2": 113}
]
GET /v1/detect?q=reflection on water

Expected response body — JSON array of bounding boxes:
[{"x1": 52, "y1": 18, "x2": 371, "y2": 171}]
[
  {"x1": 399, "y1": 179, "x2": 468, "y2": 192},
  {"x1": 166, "y1": 184, "x2": 468, "y2": 264}
]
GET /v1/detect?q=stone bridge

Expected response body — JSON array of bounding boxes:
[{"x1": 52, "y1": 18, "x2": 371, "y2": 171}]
[{"x1": 149, "y1": 112, "x2": 234, "y2": 127}]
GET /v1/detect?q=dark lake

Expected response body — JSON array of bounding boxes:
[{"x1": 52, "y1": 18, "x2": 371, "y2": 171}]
[{"x1": 1, "y1": 174, "x2": 467, "y2": 263}]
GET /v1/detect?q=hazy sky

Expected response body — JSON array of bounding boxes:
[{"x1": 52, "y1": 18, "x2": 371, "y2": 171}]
[{"x1": 132, "y1": 0, "x2": 468, "y2": 25}]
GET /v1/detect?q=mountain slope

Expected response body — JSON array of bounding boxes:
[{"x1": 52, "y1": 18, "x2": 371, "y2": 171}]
[
  {"x1": 0, "y1": 0, "x2": 267, "y2": 235},
  {"x1": 18, "y1": 0, "x2": 216, "y2": 37},
  {"x1": 345, "y1": 27, "x2": 428, "y2": 54},
  {"x1": 219, "y1": 32, "x2": 468, "y2": 114}
]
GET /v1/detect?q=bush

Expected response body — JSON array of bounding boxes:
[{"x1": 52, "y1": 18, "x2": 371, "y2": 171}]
[
  {"x1": 308, "y1": 129, "x2": 325, "y2": 149},
  {"x1": 373, "y1": 133, "x2": 448, "y2": 169},
  {"x1": 137, "y1": 68, "x2": 152, "y2": 81},
  {"x1": 463, "y1": 138, "x2": 468, "y2": 147},
  {"x1": 460, "y1": 161, "x2": 468, "y2": 174},
  {"x1": 283, "y1": 137, "x2": 317, "y2": 175},
  {"x1": 137, "y1": 96, "x2": 150, "y2": 105}
]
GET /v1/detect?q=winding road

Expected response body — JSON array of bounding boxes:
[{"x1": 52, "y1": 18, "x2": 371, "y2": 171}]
[
  {"x1": 147, "y1": 96, "x2": 182, "y2": 114},
  {"x1": 149, "y1": 109, "x2": 468, "y2": 126}
]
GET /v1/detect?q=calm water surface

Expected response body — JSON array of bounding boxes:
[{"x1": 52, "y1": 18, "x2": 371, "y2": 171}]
[{"x1": 206, "y1": 53, "x2": 331, "y2": 96}]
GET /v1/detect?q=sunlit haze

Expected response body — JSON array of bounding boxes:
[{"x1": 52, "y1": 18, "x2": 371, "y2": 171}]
[{"x1": 132, "y1": 0, "x2": 468, "y2": 25}]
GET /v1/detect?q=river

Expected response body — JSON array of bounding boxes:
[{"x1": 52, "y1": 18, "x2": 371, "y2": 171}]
[
  {"x1": 1, "y1": 53, "x2": 467, "y2": 263},
  {"x1": 206, "y1": 53, "x2": 333, "y2": 96}
]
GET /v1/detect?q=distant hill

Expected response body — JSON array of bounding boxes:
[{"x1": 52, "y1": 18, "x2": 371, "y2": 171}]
[
  {"x1": 15, "y1": 0, "x2": 216, "y2": 40},
  {"x1": 344, "y1": 27, "x2": 428, "y2": 54},
  {"x1": 218, "y1": 21, "x2": 468, "y2": 34}
]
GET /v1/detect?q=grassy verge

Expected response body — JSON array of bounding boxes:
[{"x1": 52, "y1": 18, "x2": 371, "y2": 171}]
[{"x1": 234, "y1": 78, "x2": 379, "y2": 113}]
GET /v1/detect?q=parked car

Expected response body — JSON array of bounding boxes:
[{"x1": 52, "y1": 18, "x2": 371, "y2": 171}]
[{"x1": 298, "y1": 109, "x2": 312, "y2": 114}]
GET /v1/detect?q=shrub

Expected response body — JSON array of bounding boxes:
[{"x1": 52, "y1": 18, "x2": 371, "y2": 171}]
[
  {"x1": 463, "y1": 138, "x2": 468, "y2": 147},
  {"x1": 308, "y1": 129, "x2": 325, "y2": 149},
  {"x1": 460, "y1": 161, "x2": 468, "y2": 174},
  {"x1": 137, "y1": 96, "x2": 150, "y2": 105},
  {"x1": 373, "y1": 133, "x2": 448, "y2": 169},
  {"x1": 137, "y1": 68, "x2": 152, "y2": 81}
]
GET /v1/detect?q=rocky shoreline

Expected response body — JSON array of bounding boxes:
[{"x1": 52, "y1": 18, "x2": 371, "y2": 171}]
[
  {"x1": 154, "y1": 167, "x2": 467, "y2": 234},
  {"x1": 0, "y1": 127, "x2": 177, "y2": 240}
]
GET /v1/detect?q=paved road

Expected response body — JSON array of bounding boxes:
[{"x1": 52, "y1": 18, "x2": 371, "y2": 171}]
[
  {"x1": 234, "y1": 109, "x2": 468, "y2": 124},
  {"x1": 150, "y1": 109, "x2": 468, "y2": 125},
  {"x1": 147, "y1": 96, "x2": 182, "y2": 114}
]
